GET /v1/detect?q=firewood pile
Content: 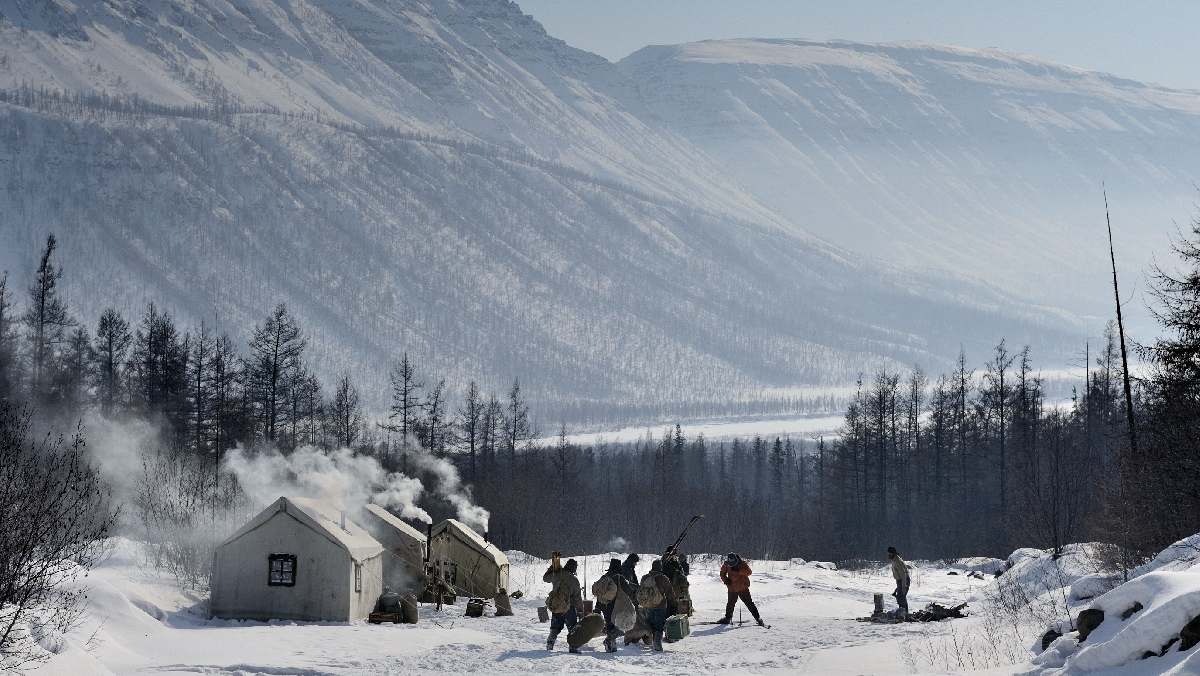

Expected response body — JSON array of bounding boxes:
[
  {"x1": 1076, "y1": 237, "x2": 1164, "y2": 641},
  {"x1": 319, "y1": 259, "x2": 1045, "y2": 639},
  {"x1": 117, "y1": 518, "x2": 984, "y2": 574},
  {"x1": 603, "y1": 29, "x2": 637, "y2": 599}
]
[
  {"x1": 908, "y1": 602, "x2": 967, "y2": 621},
  {"x1": 857, "y1": 601, "x2": 967, "y2": 623}
]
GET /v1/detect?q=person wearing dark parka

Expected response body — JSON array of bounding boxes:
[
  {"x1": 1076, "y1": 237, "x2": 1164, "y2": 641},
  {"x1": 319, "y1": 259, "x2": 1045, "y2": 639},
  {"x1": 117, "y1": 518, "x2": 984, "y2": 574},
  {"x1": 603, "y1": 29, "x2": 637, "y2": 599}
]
[
  {"x1": 620, "y1": 552, "x2": 640, "y2": 587},
  {"x1": 544, "y1": 557, "x2": 585, "y2": 652},
  {"x1": 592, "y1": 558, "x2": 636, "y2": 652},
  {"x1": 639, "y1": 559, "x2": 678, "y2": 651}
]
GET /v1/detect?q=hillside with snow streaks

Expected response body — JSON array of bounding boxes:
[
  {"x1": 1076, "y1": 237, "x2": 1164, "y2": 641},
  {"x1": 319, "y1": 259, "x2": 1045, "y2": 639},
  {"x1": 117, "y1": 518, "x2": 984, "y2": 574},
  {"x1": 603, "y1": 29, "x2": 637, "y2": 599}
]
[
  {"x1": 620, "y1": 39, "x2": 1200, "y2": 328},
  {"x1": 0, "y1": 2, "x2": 1076, "y2": 420},
  {"x1": 0, "y1": 0, "x2": 777, "y2": 223}
]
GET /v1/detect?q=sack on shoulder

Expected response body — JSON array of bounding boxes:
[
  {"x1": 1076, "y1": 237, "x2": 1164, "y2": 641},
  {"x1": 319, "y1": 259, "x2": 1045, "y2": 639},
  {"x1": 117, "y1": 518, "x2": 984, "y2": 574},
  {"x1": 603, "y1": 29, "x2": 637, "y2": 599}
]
[
  {"x1": 592, "y1": 576, "x2": 618, "y2": 604},
  {"x1": 612, "y1": 588, "x2": 637, "y2": 632},
  {"x1": 635, "y1": 576, "x2": 664, "y2": 607}
]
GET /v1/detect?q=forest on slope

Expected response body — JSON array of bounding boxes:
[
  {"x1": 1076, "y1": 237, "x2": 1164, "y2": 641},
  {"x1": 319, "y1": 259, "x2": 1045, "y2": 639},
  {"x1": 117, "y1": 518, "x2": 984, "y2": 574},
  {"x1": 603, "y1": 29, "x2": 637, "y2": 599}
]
[
  {"x1": 3, "y1": 215, "x2": 1197, "y2": 572},
  {"x1": 0, "y1": 0, "x2": 1081, "y2": 421}
]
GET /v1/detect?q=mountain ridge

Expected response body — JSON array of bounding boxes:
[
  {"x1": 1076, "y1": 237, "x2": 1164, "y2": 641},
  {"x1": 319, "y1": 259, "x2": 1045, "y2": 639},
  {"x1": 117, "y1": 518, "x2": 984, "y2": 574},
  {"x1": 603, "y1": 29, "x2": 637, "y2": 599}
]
[
  {"x1": 619, "y1": 37, "x2": 1200, "y2": 332},
  {"x1": 0, "y1": 1, "x2": 1086, "y2": 422}
]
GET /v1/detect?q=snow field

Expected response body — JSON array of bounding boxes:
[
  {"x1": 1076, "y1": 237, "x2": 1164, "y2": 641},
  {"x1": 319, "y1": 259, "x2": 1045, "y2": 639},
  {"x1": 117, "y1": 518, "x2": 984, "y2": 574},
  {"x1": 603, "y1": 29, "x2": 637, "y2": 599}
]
[
  {"x1": 33, "y1": 541, "x2": 990, "y2": 675},
  {"x1": 28, "y1": 538, "x2": 1200, "y2": 676}
]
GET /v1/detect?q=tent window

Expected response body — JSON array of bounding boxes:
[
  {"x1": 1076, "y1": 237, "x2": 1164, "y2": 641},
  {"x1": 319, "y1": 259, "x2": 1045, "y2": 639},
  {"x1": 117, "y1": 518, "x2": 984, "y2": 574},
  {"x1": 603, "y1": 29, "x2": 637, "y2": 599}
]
[
  {"x1": 269, "y1": 554, "x2": 297, "y2": 586},
  {"x1": 355, "y1": 563, "x2": 362, "y2": 592}
]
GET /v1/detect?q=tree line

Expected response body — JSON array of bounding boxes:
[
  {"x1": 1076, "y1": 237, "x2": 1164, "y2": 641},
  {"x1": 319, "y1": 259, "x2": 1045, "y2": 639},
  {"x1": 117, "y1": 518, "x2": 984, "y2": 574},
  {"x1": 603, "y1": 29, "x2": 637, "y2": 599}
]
[
  {"x1": 477, "y1": 219, "x2": 1200, "y2": 567},
  {"x1": 3, "y1": 210, "x2": 1200, "y2": 636}
]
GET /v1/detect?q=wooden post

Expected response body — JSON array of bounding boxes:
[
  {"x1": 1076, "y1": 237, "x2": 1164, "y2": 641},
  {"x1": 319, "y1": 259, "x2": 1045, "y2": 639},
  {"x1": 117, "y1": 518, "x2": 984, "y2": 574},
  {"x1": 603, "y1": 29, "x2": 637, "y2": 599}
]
[
  {"x1": 1105, "y1": 191, "x2": 1138, "y2": 459},
  {"x1": 874, "y1": 593, "x2": 884, "y2": 615}
]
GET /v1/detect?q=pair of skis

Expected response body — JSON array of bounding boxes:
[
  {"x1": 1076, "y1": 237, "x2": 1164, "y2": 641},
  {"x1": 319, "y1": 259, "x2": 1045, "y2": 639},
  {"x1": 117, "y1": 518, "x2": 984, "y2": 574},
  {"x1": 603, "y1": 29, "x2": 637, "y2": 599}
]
[
  {"x1": 698, "y1": 611, "x2": 771, "y2": 629},
  {"x1": 697, "y1": 619, "x2": 772, "y2": 629}
]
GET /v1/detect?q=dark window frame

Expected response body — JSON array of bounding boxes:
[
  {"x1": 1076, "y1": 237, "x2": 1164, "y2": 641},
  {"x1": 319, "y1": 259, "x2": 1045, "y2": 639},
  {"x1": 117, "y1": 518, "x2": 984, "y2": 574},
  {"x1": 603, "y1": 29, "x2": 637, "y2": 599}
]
[{"x1": 268, "y1": 553, "x2": 297, "y2": 587}]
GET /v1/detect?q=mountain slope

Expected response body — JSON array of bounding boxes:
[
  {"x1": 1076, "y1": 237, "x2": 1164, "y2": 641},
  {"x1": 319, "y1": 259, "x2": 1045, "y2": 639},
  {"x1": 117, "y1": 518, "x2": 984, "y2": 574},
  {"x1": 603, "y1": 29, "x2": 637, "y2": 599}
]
[
  {"x1": 0, "y1": 2, "x2": 1076, "y2": 421},
  {"x1": 619, "y1": 39, "x2": 1200, "y2": 329},
  {"x1": 0, "y1": 0, "x2": 782, "y2": 225}
]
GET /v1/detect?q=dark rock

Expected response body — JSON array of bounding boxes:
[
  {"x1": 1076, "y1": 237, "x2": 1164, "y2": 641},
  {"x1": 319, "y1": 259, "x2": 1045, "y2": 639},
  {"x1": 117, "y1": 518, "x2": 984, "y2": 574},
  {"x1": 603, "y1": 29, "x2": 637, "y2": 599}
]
[
  {"x1": 1160, "y1": 636, "x2": 1179, "y2": 656},
  {"x1": 1041, "y1": 629, "x2": 1063, "y2": 652},
  {"x1": 1141, "y1": 651, "x2": 1156, "y2": 660},
  {"x1": 1121, "y1": 602, "x2": 1144, "y2": 621},
  {"x1": 1181, "y1": 614, "x2": 1200, "y2": 651},
  {"x1": 1077, "y1": 608, "x2": 1105, "y2": 641},
  {"x1": 947, "y1": 571, "x2": 959, "y2": 576}
]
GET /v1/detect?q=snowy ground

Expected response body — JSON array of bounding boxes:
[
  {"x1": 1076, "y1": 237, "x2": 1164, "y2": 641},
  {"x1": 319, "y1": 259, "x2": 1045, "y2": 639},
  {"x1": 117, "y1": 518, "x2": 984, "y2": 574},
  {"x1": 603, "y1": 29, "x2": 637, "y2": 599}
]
[
  {"x1": 30, "y1": 542, "x2": 1005, "y2": 676},
  {"x1": 27, "y1": 538, "x2": 1200, "y2": 675},
  {"x1": 548, "y1": 413, "x2": 846, "y2": 447}
]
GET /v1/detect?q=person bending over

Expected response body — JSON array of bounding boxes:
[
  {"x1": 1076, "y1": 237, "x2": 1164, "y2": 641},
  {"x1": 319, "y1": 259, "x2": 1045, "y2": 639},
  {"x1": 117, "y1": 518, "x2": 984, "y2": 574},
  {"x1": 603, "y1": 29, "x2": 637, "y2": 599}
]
[{"x1": 719, "y1": 552, "x2": 764, "y2": 626}]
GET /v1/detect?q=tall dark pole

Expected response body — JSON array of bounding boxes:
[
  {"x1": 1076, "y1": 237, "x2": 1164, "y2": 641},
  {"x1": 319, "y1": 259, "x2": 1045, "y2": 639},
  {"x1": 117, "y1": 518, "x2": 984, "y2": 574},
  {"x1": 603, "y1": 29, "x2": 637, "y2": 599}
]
[{"x1": 1105, "y1": 191, "x2": 1138, "y2": 458}]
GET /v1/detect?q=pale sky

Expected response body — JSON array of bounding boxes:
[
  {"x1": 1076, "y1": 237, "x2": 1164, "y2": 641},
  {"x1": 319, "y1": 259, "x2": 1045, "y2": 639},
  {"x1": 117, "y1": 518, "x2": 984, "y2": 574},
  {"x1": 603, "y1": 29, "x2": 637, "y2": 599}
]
[{"x1": 514, "y1": 1, "x2": 1200, "y2": 91}]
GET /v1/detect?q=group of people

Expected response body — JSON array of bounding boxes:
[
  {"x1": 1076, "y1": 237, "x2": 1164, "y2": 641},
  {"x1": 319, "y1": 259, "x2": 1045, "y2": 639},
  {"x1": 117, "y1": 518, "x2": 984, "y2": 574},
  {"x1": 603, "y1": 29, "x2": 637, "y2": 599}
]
[
  {"x1": 542, "y1": 545, "x2": 911, "y2": 653},
  {"x1": 541, "y1": 550, "x2": 766, "y2": 653}
]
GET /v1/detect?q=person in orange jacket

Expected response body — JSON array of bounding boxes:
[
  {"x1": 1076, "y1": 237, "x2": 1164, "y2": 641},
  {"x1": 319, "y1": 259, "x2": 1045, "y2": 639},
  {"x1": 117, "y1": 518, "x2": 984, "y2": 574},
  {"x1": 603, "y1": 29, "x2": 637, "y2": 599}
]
[{"x1": 718, "y1": 552, "x2": 764, "y2": 626}]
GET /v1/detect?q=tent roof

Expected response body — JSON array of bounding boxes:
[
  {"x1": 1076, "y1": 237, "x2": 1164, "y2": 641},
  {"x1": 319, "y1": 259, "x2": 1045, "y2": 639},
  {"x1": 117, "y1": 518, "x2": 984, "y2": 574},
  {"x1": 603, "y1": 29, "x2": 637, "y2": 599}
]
[
  {"x1": 221, "y1": 497, "x2": 384, "y2": 562},
  {"x1": 431, "y1": 519, "x2": 509, "y2": 567},
  {"x1": 363, "y1": 504, "x2": 427, "y2": 544}
]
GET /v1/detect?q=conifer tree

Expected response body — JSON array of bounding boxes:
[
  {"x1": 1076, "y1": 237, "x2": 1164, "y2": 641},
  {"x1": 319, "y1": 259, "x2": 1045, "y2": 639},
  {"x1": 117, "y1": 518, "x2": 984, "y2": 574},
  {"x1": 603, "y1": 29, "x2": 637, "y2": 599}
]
[
  {"x1": 92, "y1": 308, "x2": 132, "y2": 416},
  {"x1": 386, "y1": 353, "x2": 422, "y2": 469},
  {"x1": 56, "y1": 326, "x2": 93, "y2": 418},
  {"x1": 420, "y1": 379, "x2": 447, "y2": 455},
  {"x1": 505, "y1": 378, "x2": 531, "y2": 463},
  {"x1": 23, "y1": 234, "x2": 75, "y2": 403},
  {"x1": 481, "y1": 393, "x2": 503, "y2": 471},
  {"x1": 127, "y1": 303, "x2": 187, "y2": 430},
  {"x1": 246, "y1": 304, "x2": 306, "y2": 444},
  {"x1": 327, "y1": 373, "x2": 362, "y2": 449},
  {"x1": 208, "y1": 333, "x2": 244, "y2": 460},
  {"x1": 982, "y1": 339, "x2": 1015, "y2": 541},
  {"x1": 456, "y1": 381, "x2": 483, "y2": 481},
  {"x1": 0, "y1": 273, "x2": 20, "y2": 403}
]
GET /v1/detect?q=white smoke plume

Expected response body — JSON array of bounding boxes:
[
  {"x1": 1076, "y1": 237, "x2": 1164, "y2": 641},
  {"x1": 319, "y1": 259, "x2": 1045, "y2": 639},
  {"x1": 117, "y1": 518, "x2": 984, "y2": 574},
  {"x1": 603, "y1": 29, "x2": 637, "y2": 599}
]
[
  {"x1": 407, "y1": 443, "x2": 490, "y2": 534},
  {"x1": 605, "y1": 536, "x2": 631, "y2": 552},
  {"x1": 84, "y1": 414, "x2": 160, "y2": 503},
  {"x1": 222, "y1": 445, "x2": 431, "y2": 523}
]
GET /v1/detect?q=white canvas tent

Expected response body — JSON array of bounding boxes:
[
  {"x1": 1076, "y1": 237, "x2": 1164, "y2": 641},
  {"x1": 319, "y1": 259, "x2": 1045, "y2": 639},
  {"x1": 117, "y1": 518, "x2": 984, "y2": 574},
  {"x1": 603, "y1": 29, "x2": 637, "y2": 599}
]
[
  {"x1": 210, "y1": 497, "x2": 384, "y2": 622},
  {"x1": 429, "y1": 519, "x2": 509, "y2": 598},
  {"x1": 360, "y1": 503, "x2": 427, "y2": 589}
]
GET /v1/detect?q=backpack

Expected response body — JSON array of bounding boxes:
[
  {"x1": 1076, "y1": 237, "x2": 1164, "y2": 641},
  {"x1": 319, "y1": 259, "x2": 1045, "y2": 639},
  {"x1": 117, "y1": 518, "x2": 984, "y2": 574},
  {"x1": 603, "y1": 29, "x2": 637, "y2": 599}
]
[
  {"x1": 635, "y1": 575, "x2": 664, "y2": 607},
  {"x1": 546, "y1": 576, "x2": 573, "y2": 614},
  {"x1": 592, "y1": 575, "x2": 619, "y2": 604},
  {"x1": 671, "y1": 572, "x2": 690, "y2": 600}
]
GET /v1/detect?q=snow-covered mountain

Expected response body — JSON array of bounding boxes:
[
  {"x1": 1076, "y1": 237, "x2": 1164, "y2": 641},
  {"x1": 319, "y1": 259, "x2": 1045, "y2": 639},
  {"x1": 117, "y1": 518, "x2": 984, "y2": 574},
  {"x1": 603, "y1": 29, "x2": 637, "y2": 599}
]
[
  {"x1": 0, "y1": 1, "x2": 1077, "y2": 420},
  {"x1": 619, "y1": 39, "x2": 1200, "y2": 329}
]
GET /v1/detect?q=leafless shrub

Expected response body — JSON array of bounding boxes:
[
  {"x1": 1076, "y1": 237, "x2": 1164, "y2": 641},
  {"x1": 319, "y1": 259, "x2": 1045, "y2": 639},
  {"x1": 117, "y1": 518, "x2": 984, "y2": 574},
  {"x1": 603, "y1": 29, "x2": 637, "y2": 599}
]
[
  {"x1": 903, "y1": 553, "x2": 1100, "y2": 672},
  {"x1": 901, "y1": 611, "x2": 1032, "y2": 671},
  {"x1": 0, "y1": 404, "x2": 118, "y2": 671},
  {"x1": 132, "y1": 446, "x2": 246, "y2": 590}
]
